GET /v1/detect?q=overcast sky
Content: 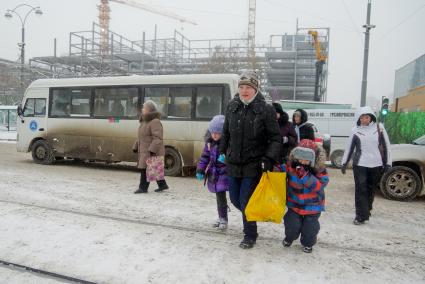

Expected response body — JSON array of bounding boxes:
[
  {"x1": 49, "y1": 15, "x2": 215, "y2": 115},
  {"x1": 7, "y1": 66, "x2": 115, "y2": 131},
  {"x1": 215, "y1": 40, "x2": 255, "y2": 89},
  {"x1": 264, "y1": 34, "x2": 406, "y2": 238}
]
[{"x1": 1, "y1": 0, "x2": 424, "y2": 107}]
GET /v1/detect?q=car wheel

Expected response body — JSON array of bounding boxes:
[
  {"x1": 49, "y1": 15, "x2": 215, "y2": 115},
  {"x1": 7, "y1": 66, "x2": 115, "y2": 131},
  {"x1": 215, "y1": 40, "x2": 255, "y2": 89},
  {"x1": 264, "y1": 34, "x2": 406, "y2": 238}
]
[
  {"x1": 164, "y1": 147, "x2": 182, "y2": 176},
  {"x1": 31, "y1": 140, "x2": 55, "y2": 165},
  {"x1": 330, "y1": 149, "x2": 344, "y2": 168},
  {"x1": 380, "y1": 166, "x2": 422, "y2": 201}
]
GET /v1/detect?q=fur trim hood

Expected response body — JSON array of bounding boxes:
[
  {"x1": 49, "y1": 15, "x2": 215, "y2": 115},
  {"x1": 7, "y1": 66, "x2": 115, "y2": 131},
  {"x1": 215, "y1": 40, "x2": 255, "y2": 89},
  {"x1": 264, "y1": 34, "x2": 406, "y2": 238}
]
[{"x1": 140, "y1": 111, "x2": 161, "y2": 123}]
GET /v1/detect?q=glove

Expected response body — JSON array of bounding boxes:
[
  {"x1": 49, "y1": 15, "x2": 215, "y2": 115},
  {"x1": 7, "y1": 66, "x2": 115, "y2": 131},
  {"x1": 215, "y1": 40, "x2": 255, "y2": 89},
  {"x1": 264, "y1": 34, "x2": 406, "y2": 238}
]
[
  {"x1": 260, "y1": 157, "x2": 273, "y2": 172},
  {"x1": 133, "y1": 148, "x2": 138, "y2": 153},
  {"x1": 383, "y1": 164, "x2": 391, "y2": 172},
  {"x1": 218, "y1": 154, "x2": 225, "y2": 163},
  {"x1": 341, "y1": 164, "x2": 347, "y2": 175},
  {"x1": 196, "y1": 172, "x2": 204, "y2": 181},
  {"x1": 282, "y1": 136, "x2": 288, "y2": 144},
  {"x1": 295, "y1": 165, "x2": 308, "y2": 178},
  {"x1": 149, "y1": 151, "x2": 156, "y2": 157}
]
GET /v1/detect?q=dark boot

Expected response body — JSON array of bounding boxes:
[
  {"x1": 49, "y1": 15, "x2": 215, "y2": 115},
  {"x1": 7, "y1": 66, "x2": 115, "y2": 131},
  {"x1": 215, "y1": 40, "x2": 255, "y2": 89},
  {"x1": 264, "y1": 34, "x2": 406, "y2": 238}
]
[
  {"x1": 239, "y1": 236, "x2": 256, "y2": 249},
  {"x1": 154, "y1": 180, "x2": 169, "y2": 192},
  {"x1": 134, "y1": 188, "x2": 147, "y2": 194},
  {"x1": 135, "y1": 169, "x2": 149, "y2": 193}
]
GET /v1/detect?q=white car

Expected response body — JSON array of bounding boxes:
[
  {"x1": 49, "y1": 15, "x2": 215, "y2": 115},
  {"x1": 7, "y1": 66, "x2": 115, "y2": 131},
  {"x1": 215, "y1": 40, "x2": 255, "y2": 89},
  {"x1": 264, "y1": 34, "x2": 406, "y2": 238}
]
[{"x1": 380, "y1": 135, "x2": 425, "y2": 201}]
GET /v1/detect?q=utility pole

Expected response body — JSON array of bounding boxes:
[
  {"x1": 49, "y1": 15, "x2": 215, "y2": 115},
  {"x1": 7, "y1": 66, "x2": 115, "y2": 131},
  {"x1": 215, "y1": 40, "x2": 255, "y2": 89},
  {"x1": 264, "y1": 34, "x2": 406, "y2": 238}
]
[{"x1": 360, "y1": 0, "x2": 375, "y2": 107}]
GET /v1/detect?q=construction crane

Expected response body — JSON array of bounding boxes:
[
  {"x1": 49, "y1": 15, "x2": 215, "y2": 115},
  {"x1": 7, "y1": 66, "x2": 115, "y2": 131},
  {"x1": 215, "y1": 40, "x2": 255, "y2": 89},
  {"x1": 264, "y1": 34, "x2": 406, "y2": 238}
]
[
  {"x1": 248, "y1": 0, "x2": 256, "y2": 58},
  {"x1": 308, "y1": 30, "x2": 327, "y2": 102},
  {"x1": 98, "y1": 0, "x2": 197, "y2": 56}
]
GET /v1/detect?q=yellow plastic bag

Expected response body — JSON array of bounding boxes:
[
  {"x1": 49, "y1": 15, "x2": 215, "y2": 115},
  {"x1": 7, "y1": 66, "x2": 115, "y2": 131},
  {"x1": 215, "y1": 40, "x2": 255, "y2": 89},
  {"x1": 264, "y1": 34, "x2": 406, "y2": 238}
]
[{"x1": 245, "y1": 172, "x2": 287, "y2": 223}]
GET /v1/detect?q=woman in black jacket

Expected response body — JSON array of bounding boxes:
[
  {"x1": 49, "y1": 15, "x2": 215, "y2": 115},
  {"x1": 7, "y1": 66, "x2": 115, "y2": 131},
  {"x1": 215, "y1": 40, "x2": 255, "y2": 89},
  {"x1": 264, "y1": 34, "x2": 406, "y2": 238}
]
[
  {"x1": 272, "y1": 102, "x2": 297, "y2": 161},
  {"x1": 219, "y1": 71, "x2": 282, "y2": 249},
  {"x1": 292, "y1": 108, "x2": 315, "y2": 143}
]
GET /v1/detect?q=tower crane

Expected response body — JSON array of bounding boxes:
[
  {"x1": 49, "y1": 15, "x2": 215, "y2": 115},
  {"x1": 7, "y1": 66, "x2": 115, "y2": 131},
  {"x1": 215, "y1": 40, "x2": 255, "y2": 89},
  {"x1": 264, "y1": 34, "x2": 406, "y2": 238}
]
[
  {"x1": 97, "y1": 0, "x2": 197, "y2": 56},
  {"x1": 308, "y1": 30, "x2": 327, "y2": 102},
  {"x1": 247, "y1": 0, "x2": 256, "y2": 58}
]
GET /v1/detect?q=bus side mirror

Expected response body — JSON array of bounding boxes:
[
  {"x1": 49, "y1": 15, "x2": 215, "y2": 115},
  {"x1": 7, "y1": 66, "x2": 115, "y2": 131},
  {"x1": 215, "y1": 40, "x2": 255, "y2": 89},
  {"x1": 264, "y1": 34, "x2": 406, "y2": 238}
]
[
  {"x1": 17, "y1": 105, "x2": 25, "y2": 122},
  {"x1": 17, "y1": 105, "x2": 23, "y2": 116}
]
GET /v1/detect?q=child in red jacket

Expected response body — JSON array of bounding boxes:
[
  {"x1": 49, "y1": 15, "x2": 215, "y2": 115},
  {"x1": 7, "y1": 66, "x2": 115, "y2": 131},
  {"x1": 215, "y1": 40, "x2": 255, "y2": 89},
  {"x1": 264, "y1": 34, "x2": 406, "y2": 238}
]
[{"x1": 283, "y1": 139, "x2": 329, "y2": 253}]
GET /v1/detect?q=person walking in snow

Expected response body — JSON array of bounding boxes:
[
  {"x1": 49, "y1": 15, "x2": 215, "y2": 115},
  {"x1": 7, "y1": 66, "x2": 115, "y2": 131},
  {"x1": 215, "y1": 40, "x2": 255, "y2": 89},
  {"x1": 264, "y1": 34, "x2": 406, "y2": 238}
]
[
  {"x1": 292, "y1": 108, "x2": 315, "y2": 143},
  {"x1": 283, "y1": 139, "x2": 329, "y2": 253},
  {"x1": 133, "y1": 100, "x2": 169, "y2": 194},
  {"x1": 272, "y1": 102, "x2": 297, "y2": 162},
  {"x1": 196, "y1": 115, "x2": 229, "y2": 230},
  {"x1": 219, "y1": 71, "x2": 282, "y2": 249},
  {"x1": 341, "y1": 106, "x2": 392, "y2": 225}
]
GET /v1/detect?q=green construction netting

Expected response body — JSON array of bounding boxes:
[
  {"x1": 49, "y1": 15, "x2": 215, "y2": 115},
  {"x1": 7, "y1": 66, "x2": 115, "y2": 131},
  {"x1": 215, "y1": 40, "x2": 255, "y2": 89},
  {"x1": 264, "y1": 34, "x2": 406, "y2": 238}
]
[{"x1": 383, "y1": 112, "x2": 425, "y2": 144}]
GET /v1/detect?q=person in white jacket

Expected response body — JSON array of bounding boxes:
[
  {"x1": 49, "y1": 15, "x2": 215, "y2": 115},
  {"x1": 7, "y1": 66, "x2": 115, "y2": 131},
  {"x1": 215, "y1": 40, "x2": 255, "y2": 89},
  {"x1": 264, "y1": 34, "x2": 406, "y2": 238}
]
[{"x1": 341, "y1": 106, "x2": 392, "y2": 225}]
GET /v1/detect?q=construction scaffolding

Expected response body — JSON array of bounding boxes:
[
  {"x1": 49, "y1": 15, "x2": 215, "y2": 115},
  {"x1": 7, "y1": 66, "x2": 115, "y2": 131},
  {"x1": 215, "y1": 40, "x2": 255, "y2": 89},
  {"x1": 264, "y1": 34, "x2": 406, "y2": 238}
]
[{"x1": 28, "y1": 22, "x2": 329, "y2": 101}]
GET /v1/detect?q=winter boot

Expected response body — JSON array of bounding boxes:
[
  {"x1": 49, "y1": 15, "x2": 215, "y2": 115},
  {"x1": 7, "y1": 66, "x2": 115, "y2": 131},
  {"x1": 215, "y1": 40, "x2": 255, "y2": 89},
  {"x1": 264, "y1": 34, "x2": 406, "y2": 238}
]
[
  {"x1": 303, "y1": 246, "x2": 313, "y2": 253},
  {"x1": 217, "y1": 218, "x2": 228, "y2": 230},
  {"x1": 239, "y1": 236, "x2": 256, "y2": 249},
  {"x1": 353, "y1": 218, "x2": 365, "y2": 225},
  {"x1": 216, "y1": 206, "x2": 228, "y2": 230},
  {"x1": 134, "y1": 188, "x2": 148, "y2": 194},
  {"x1": 154, "y1": 180, "x2": 169, "y2": 192},
  {"x1": 282, "y1": 239, "x2": 292, "y2": 247},
  {"x1": 212, "y1": 219, "x2": 221, "y2": 228}
]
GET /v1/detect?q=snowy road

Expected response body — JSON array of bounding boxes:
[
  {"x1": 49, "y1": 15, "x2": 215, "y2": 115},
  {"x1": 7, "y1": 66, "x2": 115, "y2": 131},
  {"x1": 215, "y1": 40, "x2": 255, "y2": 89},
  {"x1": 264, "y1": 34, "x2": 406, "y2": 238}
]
[{"x1": 0, "y1": 143, "x2": 424, "y2": 284}]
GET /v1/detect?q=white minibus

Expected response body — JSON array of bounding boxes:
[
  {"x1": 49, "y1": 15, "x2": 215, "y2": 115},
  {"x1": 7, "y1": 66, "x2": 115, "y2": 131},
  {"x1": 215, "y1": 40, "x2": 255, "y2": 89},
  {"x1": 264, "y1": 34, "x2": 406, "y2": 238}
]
[{"x1": 17, "y1": 74, "x2": 238, "y2": 175}]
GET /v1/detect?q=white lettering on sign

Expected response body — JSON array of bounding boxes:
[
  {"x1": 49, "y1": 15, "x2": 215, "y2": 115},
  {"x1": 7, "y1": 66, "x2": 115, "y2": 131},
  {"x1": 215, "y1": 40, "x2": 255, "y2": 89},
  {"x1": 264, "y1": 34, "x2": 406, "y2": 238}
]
[{"x1": 330, "y1": 112, "x2": 355, "y2": 117}]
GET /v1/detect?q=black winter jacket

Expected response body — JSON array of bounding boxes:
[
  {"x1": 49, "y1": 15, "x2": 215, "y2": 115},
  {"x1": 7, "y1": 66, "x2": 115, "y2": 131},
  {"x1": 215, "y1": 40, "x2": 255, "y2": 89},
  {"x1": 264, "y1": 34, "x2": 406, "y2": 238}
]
[
  {"x1": 293, "y1": 108, "x2": 315, "y2": 142},
  {"x1": 219, "y1": 93, "x2": 282, "y2": 177}
]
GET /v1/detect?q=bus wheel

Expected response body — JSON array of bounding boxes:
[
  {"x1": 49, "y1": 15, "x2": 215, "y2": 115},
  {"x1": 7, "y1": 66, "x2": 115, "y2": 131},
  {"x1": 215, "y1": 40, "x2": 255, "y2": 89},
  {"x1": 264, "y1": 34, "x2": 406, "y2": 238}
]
[
  {"x1": 164, "y1": 147, "x2": 182, "y2": 176},
  {"x1": 31, "y1": 140, "x2": 55, "y2": 165}
]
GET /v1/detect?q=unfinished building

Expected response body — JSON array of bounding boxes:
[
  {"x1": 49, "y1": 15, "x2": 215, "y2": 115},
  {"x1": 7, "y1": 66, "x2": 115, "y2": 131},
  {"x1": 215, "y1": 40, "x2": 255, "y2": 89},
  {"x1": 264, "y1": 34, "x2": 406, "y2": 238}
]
[{"x1": 28, "y1": 23, "x2": 329, "y2": 101}]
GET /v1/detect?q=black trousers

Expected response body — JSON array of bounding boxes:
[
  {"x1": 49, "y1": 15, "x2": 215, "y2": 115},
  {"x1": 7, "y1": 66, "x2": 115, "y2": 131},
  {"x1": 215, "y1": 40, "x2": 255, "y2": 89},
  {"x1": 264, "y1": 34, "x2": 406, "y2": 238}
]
[
  {"x1": 138, "y1": 169, "x2": 167, "y2": 191},
  {"x1": 216, "y1": 191, "x2": 228, "y2": 221},
  {"x1": 353, "y1": 165, "x2": 382, "y2": 221},
  {"x1": 284, "y1": 209, "x2": 321, "y2": 247}
]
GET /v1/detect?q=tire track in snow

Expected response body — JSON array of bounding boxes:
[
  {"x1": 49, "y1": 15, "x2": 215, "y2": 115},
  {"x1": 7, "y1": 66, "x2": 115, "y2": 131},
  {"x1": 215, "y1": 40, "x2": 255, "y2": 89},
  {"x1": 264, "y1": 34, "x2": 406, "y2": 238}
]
[{"x1": 1, "y1": 199, "x2": 424, "y2": 262}]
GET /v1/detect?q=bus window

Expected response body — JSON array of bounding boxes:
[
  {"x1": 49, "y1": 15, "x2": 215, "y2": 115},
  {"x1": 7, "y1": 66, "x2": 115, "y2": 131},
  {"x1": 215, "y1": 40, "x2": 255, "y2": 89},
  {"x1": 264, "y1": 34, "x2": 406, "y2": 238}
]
[
  {"x1": 70, "y1": 90, "x2": 91, "y2": 117},
  {"x1": 23, "y1": 99, "x2": 35, "y2": 117},
  {"x1": 34, "y1": 99, "x2": 46, "y2": 116},
  {"x1": 196, "y1": 86, "x2": 222, "y2": 119},
  {"x1": 51, "y1": 88, "x2": 90, "y2": 117},
  {"x1": 94, "y1": 87, "x2": 138, "y2": 118},
  {"x1": 168, "y1": 87, "x2": 192, "y2": 119},
  {"x1": 23, "y1": 98, "x2": 46, "y2": 117},
  {"x1": 144, "y1": 87, "x2": 169, "y2": 118}
]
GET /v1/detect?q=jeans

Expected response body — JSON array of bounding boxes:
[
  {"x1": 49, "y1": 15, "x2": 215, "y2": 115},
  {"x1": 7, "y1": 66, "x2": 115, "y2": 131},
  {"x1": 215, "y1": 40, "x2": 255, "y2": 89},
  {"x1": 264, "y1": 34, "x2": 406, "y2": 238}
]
[{"x1": 228, "y1": 176, "x2": 260, "y2": 240}]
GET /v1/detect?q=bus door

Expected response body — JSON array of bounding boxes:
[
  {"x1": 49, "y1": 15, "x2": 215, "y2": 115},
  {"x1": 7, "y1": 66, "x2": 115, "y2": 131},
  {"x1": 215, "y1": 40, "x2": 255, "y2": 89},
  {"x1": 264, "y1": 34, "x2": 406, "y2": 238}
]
[
  {"x1": 17, "y1": 88, "x2": 48, "y2": 152},
  {"x1": 49, "y1": 88, "x2": 93, "y2": 159},
  {"x1": 92, "y1": 86, "x2": 139, "y2": 162}
]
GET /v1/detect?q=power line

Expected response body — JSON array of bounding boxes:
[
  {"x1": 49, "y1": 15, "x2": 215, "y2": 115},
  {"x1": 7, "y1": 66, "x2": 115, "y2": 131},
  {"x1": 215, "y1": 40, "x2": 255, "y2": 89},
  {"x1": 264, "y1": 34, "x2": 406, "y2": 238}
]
[
  {"x1": 262, "y1": 0, "x2": 362, "y2": 34},
  {"x1": 375, "y1": 3, "x2": 425, "y2": 41},
  {"x1": 341, "y1": 0, "x2": 363, "y2": 45}
]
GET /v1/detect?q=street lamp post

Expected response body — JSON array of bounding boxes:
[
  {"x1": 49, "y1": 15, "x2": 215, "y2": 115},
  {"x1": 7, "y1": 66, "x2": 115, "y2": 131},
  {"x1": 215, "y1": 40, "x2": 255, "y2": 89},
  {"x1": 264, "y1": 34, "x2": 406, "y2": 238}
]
[{"x1": 4, "y1": 4, "x2": 43, "y2": 90}]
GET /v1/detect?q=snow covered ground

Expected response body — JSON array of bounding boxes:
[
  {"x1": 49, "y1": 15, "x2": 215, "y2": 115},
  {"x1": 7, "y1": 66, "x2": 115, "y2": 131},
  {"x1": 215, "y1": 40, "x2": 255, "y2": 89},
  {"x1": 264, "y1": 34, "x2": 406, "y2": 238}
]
[{"x1": 0, "y1": 142, "x2": 424, "y2": 283}]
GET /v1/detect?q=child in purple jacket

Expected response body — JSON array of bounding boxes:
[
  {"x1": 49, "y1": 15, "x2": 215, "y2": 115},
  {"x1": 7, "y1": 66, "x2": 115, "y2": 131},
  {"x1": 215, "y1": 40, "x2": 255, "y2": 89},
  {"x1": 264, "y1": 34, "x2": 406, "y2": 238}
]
[{"x1": 196, "y1": 115, "x2": 229, "y2": 230}]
